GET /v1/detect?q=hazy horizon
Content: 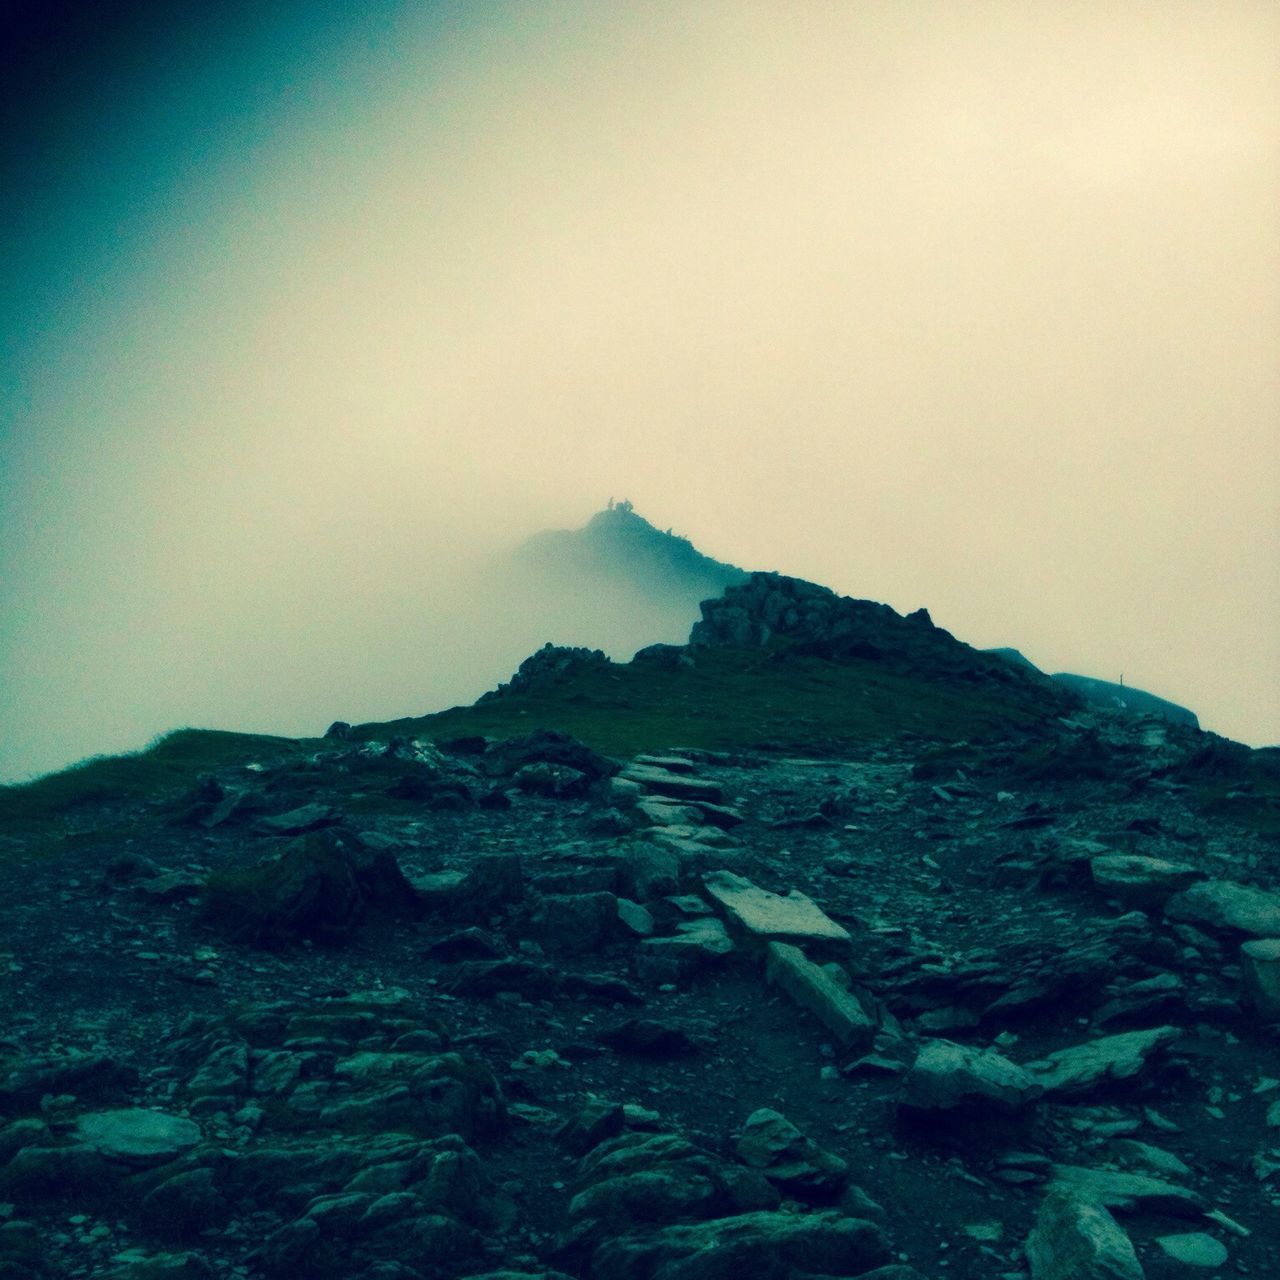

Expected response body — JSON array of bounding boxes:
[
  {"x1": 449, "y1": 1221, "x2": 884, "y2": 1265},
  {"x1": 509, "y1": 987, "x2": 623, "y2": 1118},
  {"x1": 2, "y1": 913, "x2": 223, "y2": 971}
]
[{"x1": 3, "y1": 1, "x2": 1278, "y2": 782}]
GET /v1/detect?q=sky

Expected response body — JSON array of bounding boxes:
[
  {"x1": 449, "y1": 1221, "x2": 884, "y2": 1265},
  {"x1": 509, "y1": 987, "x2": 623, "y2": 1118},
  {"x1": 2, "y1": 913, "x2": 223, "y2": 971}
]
[{"x1": 2, "y1": 0, "x2": 1277, "y2": 782}]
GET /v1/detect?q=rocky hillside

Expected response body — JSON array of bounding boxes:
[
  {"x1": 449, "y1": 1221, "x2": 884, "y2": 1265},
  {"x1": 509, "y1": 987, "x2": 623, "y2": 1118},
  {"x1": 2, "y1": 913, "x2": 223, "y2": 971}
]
[{"x1": 1, "y1": 575, "x2": 1279, "y2": 1280}]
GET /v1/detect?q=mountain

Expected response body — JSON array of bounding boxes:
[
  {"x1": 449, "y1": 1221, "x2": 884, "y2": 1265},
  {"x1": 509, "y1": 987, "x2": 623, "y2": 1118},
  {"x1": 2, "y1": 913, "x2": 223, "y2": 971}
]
[
  {"x1": 986, "y1": 648, "x2": 1200, "y2": 728},
  {"x1": 4, "y1": 543, "x2": 1280, "y2": 1280},
  {"x1": 513, "y1": 499, "x2": 748, "y2": 606}
]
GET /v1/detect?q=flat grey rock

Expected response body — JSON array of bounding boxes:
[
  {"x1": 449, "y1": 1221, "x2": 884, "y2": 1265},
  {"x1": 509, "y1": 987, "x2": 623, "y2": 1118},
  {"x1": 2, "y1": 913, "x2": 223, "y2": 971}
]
[
  {"x1": 1090, "y1": 854, "x2": 1203, "y2": 908},
  {"x1": 1166, "y1": 880, "x2": 1280, "y2": 938},
  {"x1": 1155, "y1": 1232, "x2": 1228, "y2": 1268},
  {"x1": 1049, "y1": 1165, "x2": 1206, "y2": 1217},
  {"x1": 75, "y1": 1109, "x2": 201, "y2": 1167},
  {"x1": 1025, "y1": 1027, "x2": 1180, "y2": 1098},
  {"x1": 703, "y1": 870, "x2": 851, "y2": 947},
  {"x1": 765, "y1": 941, "x2": 876, "y2": 1049}
]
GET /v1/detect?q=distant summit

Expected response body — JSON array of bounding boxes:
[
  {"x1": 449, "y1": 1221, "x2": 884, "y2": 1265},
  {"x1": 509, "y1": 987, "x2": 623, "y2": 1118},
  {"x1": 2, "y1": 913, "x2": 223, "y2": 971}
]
[{"x1": 513, "y1": 500, "x2": 747, "y2": 606}]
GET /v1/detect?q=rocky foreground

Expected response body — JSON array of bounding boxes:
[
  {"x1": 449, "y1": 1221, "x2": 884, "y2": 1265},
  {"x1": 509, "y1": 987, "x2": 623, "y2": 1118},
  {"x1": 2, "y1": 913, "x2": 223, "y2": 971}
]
[{"x1": 1, "y1": 710, "x2": 1279, "y2": 1280}]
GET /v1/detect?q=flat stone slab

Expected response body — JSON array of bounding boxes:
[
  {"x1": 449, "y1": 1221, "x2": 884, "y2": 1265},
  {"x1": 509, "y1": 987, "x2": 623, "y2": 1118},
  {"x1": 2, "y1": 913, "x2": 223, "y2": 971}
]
[
  {"x1": 765, "y1": 941, "x2": 876, "y2": 1049},
  {"x1": 1025, "y1": 1026, "x2": 1181, "y2": 1098},
  {"x1": 1049, "y1": 1165, "x2": 1206, "y2": 1217},
  {"x1": 1166, "y1": 879, "x2": 1280, "y2": 937},
  {"x1": 621, "y1": 765, "x2": 724, "y2": 804},
  {"x1": 75, "y1": 1109, "x2": 201, "y2": 1167},
  {"x1": 704, "y1": 870, "x2": 851, "y2": 947},
  {"x1": 1090, "y1": 854, "x2": 1203, "y2": 907},
  {"x1": 901, "y1": 1039, "x2": 1043, "y2": 1114},
  {"x1": 1156, "y1": 1232, "x2": 1229, "y2": 1268}
]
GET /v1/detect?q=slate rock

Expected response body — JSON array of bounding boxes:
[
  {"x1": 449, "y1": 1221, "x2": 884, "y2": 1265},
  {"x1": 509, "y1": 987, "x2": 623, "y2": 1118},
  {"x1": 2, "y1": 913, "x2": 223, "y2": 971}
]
[
  {"x1": 1048, "y1": 1165, "x2": 1206, "y2": 1217},
  {"x1": 900, "y1": 1039, "x2": 1043, "y2": 1116},
  {"x1": 1155, "y1": 1233, "x2": 1228, "y2": 1268},
  {"x1": 1024, "y1": 1027, "x2": 1181, "y2": 1099},
  {"x1": 1025, "y1": 1190, "x2": 1144, "y2": 1280},
  {"x1": 589, "y1": 1208, "x2": 890, "y2": 1280},
  {"x1": 75, "y1": 1109, "x2": 202, "y2": 1167},
  {"x1": 1166, "y1": 879, "x2": 1280, "y2": 938},
  {"x1": 764, "y1": 941, "x2": 876, "y2": 1050},
  {"x1": 1090, "y1": 855, "x2": 1203, "y2": 909},
  {"x1": 703, "y1": 871, "x2": 851, "y2": 950}
]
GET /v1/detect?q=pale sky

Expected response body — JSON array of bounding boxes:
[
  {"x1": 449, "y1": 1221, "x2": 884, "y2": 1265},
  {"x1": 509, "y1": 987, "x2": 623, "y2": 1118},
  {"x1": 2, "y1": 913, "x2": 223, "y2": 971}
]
[{"x1": 2, "y1": 0, "x2": 1278, "y2": 781}]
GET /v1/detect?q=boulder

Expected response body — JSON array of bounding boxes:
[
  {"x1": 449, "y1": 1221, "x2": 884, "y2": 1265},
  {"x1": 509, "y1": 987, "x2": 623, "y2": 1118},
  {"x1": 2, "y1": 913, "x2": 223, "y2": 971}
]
[
  {"x1": 1166, "y1": 879, "x2": 1280, "y2": 938},
  {"x1": 533, "y1": 892, "x2": 619, "y2": 954},
  {"x1": 900, "y1": 1040, "x2": 1043, "y2": 1116},
  {"x1": 1025, "y1": 1190, "x2": 1144, "y2": 1280},
  {"x1": 764, "y1": 942, "x2": 875, "y2": 1049}
]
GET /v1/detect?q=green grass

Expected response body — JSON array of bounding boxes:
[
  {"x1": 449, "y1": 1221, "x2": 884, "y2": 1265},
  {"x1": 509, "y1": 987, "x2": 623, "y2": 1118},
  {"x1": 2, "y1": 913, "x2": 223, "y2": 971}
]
[
  {"x1": 0, "y1": 728, "x2": 316, "y2": 828},
  {"x1": 352, "y1": 645, "x2": 1059, "y2": 759}
]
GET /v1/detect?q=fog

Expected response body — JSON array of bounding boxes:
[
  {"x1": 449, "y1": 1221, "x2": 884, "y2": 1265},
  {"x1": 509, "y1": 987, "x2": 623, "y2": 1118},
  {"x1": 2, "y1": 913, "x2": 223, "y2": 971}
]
[{"x1": 2, "y1": 0, "x2": 1277, "y2": 782}]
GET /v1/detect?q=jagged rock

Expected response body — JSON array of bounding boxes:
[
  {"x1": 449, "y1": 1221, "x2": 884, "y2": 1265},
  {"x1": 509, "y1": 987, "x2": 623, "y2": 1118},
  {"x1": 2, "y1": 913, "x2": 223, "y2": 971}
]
[
  {"x1": 1090, "y1": 855, "x2": 1204, "y2": 909},
  {"x1": 1024, "y1": 1027, "x2": 1181, "y2": 1098},
  {"x1": 1240, "y1": 938, "x2": 1280, "y2": 1020},
  {"x1": 764, "y1": 942, "x2": 875, "y2": 1049},
  {"x1": 1024, "y1": 1190, "x2": 1143, "y2": 1280},
  {"x1": 1048, "y1": 1165, "x2": 1206, "y2": 1217},
  {"x1": 735, "y1": 1108, "x2": 849, "y2": 1198},
  {"x1": 74, "y1": 1109, "x2": 202, "y2": 1167},
  {"x1": 1155, "y1": 1233, "x2": 1228, "y2": 1267},
  {"x1": 900, "y1": 1039, "x2": 1043, "y2": 1116},
  {"x1": 703, "y1": 871, "x2": 851, "y2": 950},
  {"x1": 513, "y1": 763, "x2": 591, "y2": 798},
  {"x1": 588, "y1": 1208, "x2": 890, "y2": 1280},
  {"x1": 1166, "y1": 879, "x2": 1280, "y2": 938},
  {"x1": 480, "y1": 729, "x2": 619, "y2": 782},
  {"x1": 482, "y1": 644, "x2": 612, "y2": 699}
]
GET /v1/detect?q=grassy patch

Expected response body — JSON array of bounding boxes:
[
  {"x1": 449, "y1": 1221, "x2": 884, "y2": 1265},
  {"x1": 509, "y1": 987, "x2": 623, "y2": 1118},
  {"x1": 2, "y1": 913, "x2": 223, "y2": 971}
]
[
  {"x1": 0, "y1": 728, "x2": 314, "y2": 829},
  {"x1": 354, "y1": 646, "x2": 1060, "y2": 759}
]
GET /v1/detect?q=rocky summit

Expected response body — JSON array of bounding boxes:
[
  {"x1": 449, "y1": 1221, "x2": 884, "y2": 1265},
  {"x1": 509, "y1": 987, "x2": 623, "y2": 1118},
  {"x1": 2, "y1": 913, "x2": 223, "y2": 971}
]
[{"x1": 1, "y1": 571, "x2": 1279, "y2": 1280}]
